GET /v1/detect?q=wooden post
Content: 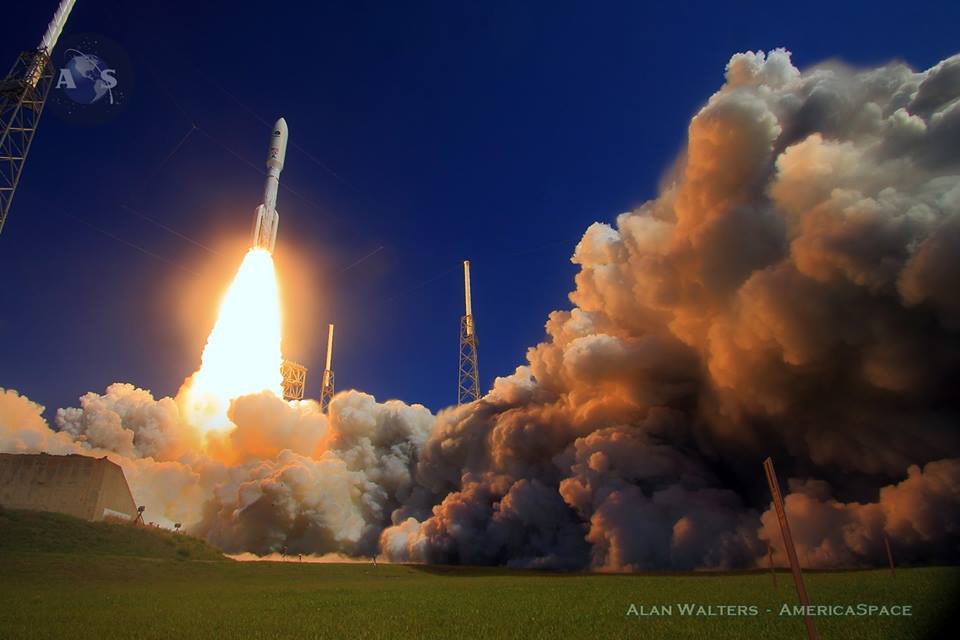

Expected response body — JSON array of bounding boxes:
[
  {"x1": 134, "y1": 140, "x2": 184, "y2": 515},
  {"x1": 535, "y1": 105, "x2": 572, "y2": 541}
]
[
  {"x1": 884, "y1": 533, "x2": 896, "y2": 577},
  {"x1": 768, "y1": 545, "x2": 778, "y2": 588},
  {"x1": 764, "y1": 457, "x2": 820, "y2": 640}
]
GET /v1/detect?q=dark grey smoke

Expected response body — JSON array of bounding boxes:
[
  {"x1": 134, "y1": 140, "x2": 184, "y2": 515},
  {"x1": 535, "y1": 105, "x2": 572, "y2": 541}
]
[{"x1": 382, "y1": 49, "x2": 960, "y2": 570}]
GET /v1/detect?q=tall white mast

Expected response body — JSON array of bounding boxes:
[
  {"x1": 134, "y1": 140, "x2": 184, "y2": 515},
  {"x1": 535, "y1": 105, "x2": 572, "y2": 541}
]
[
  {"x1": 39, "y1": 0, "x2": 78, "y2": 54},
  {"x1": 463, "y1": 260, "x2": 474, "y2": 336},
  {"x1": 320, "y1": 323, "x2": 336, "y2": 414}
]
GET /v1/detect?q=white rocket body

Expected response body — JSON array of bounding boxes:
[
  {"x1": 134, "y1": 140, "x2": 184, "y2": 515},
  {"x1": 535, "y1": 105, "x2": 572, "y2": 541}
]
[{"x1": 251, "y1": 117, "x2": 288, "y2": 252}]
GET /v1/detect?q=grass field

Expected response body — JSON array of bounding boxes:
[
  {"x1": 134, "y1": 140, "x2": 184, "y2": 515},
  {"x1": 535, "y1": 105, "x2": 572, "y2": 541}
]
[
  {"x1": 0, "y1": 507, "x2": 223, "y2": 561},
  {"x1": 0, "y1": 510, "x2": 956, "y2": 639}
]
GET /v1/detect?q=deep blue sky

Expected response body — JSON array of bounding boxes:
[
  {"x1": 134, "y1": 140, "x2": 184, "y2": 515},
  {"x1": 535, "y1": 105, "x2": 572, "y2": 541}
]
[{"x1": 1, "y1": 0, "x2": 957, "y2": 418}]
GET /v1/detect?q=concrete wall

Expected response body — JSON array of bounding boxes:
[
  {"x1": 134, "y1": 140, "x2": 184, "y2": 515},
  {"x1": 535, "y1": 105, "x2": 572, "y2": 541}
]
[
  {"x1": 93, "y1": 458, "x2": 138, "y2": 521},
  {"x1": 0, "y1": 453, "x2": 137, "y2": 521}
]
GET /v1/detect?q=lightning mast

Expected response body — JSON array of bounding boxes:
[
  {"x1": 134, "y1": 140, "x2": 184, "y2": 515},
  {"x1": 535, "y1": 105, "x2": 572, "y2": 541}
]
[
  {"x1": 319, "y1": 323, "x2": 335, "y2": 413},
  {"x1": 0, "y1": 0, "x2": 77, "y2": 236},
  {"x1": 458, "y1": 260, "x2": 481, "y2": 405}
]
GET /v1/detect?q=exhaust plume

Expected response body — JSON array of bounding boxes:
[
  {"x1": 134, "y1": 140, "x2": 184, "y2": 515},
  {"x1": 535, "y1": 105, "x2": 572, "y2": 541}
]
[{"x1": 179, "y1": 248, "x2": 284, "y2": 433}]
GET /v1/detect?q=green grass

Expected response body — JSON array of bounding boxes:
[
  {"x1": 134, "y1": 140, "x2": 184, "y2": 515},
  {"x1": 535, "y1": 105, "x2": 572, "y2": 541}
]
[
  {"x1": 0, "y1": 507, "x2": 224, "y2": 561},
  {"x1": 0, "y1": 509, "x2": 956, "y2": 639}
]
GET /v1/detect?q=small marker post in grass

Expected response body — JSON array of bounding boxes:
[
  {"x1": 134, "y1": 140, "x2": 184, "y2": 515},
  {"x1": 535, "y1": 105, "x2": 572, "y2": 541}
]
[
  {"x1": 884, "y1": 533, "x2": 896, "y2": 577},
  {"x1": 764, "y1": 457, "x2": 820, "y2": 640},
  {"x1": 768, "y1": 545, "x2": 778, "y2": 588}
]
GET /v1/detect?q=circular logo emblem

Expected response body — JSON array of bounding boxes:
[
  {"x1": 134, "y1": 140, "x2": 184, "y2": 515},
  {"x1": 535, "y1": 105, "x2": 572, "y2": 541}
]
[{"x1": 48, "y1": 33, "x2": 133, "y2": 126}]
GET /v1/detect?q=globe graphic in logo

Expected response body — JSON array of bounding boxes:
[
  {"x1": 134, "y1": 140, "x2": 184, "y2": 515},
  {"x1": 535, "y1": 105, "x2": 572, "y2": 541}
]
[{"x1": 62, "y1": 49, "x2": 116, "y2": 105}]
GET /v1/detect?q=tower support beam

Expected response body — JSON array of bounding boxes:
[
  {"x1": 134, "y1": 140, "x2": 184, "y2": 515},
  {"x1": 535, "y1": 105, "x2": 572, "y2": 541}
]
[
  {"x1": 0, "y1": 50, "x2": 53, "y2": 235},
  {"x1": 281, "y1": 360, "x2": 307, "y2": 401},
  {"x1": 1, "y1": 0, "x2": 78, "y2": 236},
  {"x1": 458, "y1": 260, "x2": 480, "y2": 405}
]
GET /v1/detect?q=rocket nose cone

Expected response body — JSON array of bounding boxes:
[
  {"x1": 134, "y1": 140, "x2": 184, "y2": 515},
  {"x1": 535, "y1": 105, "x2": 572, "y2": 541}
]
[{"x1": 267, "y1": 117, "x2": 289, "y2": 172}]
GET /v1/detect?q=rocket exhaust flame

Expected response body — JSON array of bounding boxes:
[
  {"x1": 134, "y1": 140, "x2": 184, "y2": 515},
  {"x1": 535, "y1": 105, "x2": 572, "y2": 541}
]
[{"x1": 179, "y1": 248, "x2": 283, "y2": 432}]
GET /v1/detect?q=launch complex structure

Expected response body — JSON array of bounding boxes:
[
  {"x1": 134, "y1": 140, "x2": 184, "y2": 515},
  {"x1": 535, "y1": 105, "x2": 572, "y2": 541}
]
[
  {"x1": 0, "y1": 0, "x2": 76, "y2": 235},
  {"x1": 280, "y1": 324, "x2": 335, "y2": 409},
  {"x1": 458, "y1": 260, "x2": 481, "y2": 405},
  {"x1": 283, "y1": 260, "x2": 479, "y2": 409},
  {"x1": 319, "y1": 323, "x2": 335, "y2": 412},
  {"x1": 280, "y1": 360, "x2": 308, "y2": 401}
]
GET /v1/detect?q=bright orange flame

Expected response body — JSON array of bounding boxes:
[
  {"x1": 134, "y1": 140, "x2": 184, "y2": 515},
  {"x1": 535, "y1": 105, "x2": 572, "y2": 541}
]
[{"x1": 180, "y1": 248, "x2": 283, "y2": 433}]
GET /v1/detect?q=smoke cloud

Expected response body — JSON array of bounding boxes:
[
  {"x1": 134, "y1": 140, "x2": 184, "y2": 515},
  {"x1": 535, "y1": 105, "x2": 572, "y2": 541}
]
[
  {"x1": 1, "y1": 383, "x2": 433, "y2": 556},
  {"x1": 383, "y1": 48, "x2": 960, "y2": 570},
  {"x1": 2, "y1": 48, "x2": 960, "y2": 570}
]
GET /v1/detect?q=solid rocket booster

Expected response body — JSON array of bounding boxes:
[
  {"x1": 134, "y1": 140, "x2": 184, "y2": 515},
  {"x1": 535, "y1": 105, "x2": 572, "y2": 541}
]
[{"x1": 251, "y1": 117, "x2": 288, "y2": 252}]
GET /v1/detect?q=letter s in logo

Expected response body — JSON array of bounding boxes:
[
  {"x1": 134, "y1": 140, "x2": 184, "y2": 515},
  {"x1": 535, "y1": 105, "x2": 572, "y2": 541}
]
[{"x1": 100, "y1": 69, "x2": 118, "y2": 90}]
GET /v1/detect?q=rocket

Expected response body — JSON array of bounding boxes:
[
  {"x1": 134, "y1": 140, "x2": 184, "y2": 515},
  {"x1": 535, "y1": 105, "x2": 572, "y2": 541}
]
[{"x1": 251, "y1": 117, "x2": 288, "y2": 253}]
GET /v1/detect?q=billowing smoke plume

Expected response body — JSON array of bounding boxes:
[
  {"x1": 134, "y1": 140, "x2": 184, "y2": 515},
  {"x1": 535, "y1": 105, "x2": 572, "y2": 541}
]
[
  {"x1": 197, "y1": 391, "x2": 433, "y2": 555},
  {"x1": 382, "y1": 48, "x2": 960, "y2": 570},
  {"x1": 1, "y1": 384, "x2": 433, "y2": 556},
  {"x1": 3, "y1": 49, "x2": 960, "y2": 570}
]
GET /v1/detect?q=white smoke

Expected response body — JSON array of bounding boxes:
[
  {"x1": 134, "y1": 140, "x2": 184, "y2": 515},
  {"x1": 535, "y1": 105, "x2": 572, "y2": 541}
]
[{"x1": 1, "y1": 384, "x2": 432, "y2": 552}]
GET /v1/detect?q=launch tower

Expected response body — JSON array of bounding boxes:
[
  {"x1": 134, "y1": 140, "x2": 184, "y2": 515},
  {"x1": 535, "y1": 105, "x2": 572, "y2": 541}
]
[
  {"x1": 0, "y1": 0, "x2": 76, "y2": 236},
  {"x1": 319, "y1": 323, "x2": 335, "y2": 413},
  {"x1": 457, "y1": 260, "x2": 481, "y2": 405}
]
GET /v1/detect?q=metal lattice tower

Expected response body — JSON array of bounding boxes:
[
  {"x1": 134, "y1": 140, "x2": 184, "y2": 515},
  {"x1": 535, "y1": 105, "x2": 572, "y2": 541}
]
[
  {"x1": 458, "y1": 260, "x2": 480, "y2": 405},
  {"x1": 0, "y1": 0, "x2": 77, "y2": 236},
  {"x1": 319, "y1": 323, "x2": 335, "y2": 413},
  {"x1": 281, "y1": 360, "x2": 307, "y2": 401},
  {"x1": 0, "y1": 51, "x2": 53, "y2": 235}
]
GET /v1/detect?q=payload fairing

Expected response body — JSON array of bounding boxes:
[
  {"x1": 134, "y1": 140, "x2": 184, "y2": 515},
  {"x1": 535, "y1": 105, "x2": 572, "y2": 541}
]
[{"x1": 251, "y1": 117, "x2": 288, "y2": 253}]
